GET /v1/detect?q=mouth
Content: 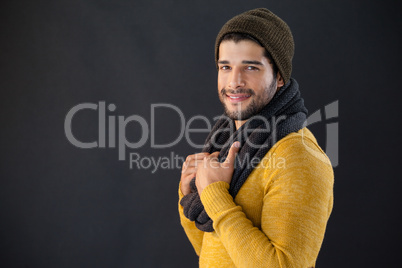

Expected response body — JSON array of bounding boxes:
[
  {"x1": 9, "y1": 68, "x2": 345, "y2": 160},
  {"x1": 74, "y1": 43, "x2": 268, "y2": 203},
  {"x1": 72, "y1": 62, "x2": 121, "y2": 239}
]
[{"x1": 226, "y1": 94, "x2": 251, "y2": 103}]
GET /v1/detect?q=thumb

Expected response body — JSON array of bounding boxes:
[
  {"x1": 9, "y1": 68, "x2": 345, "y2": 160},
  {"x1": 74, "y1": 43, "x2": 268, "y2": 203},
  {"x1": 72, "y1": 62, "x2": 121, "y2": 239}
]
[{"x1": 222, "y1": 141, "x2": 240, "y2": 168}]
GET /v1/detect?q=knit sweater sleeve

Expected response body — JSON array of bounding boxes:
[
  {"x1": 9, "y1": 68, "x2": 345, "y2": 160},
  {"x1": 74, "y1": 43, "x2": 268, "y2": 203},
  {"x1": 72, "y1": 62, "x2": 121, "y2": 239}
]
[
  {"x1": 199, "y1": 135, "x2": 334, "y2": 267},
  {"x1": 178, "y1": 184, "x2": 204, "y2": 256}
]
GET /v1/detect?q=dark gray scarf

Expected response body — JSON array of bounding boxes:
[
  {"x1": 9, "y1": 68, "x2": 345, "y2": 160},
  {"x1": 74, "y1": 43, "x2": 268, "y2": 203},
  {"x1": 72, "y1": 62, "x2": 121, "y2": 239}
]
[{"x1": 180, "y1": 78, "x2": 308, "y2": 232}]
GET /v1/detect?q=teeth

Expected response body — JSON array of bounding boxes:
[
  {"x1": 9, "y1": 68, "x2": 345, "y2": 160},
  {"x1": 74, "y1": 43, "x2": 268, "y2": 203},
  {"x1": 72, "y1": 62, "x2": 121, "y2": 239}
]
[{"x1": 229, "y1": 95, "x2": 250, "y2": 99}]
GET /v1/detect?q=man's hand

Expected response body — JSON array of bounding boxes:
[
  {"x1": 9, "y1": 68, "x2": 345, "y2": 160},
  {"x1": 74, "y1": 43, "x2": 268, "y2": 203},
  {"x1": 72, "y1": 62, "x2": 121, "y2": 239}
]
[
  {"x1": 195, "y1": 142, "x2": 240, "y2": 195},
  {"x1": 180, "y1": 152, "x2": 210, "y2": 196}
]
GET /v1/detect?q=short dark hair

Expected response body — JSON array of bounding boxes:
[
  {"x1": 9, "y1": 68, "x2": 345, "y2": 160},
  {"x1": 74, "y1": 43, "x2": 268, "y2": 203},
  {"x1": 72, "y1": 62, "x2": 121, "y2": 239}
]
[{"x1": 220, "y1": 33, "x2": 278, "y2": 78}]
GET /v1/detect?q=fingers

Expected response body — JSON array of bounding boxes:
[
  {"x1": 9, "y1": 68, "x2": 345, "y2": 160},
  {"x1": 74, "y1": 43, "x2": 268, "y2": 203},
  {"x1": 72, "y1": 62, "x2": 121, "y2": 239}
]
[
  {"x1": 182, "y1": 173, "x2": 196, "y2": 182},
  {"x1": 182, "y1": 153, "x2": 209, "y2": 174},
  {"x1": 180, "y1": 173, "x2": 196, "y2": 196},
  {"x1": 222, "y1": 141, "x2": 240, "y2": 168},
  {"x1": 182, "y1": 143, "x2": 240, "y2": 175},
  {"x1": 185, "y1": 153, "x2": 210, "y2": 165},
  {"x1": 209, "y1": 151, "x2": 220, "y2": 158},
  {"x1": 182, "y1": 166, "x2": 197, "y2": 174},
  {"x1": 189, "y1": 152, "x2": 210, "y2": 159},
  {"x1": 181, "y1": 153, "x2": 208, "y2": 196}
]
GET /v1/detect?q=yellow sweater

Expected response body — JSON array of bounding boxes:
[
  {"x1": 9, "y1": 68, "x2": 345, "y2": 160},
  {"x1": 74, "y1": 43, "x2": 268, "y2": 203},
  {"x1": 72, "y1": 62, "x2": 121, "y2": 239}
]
[{"x1": 178, "y1": 128, "x2": 334, "y2": 268}]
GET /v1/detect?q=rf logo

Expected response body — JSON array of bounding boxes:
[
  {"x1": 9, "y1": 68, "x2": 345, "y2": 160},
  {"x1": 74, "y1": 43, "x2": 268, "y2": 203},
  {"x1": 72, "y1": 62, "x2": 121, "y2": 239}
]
[{"x1": 302, "y1": 100, "x2": 339, "y2": 167}]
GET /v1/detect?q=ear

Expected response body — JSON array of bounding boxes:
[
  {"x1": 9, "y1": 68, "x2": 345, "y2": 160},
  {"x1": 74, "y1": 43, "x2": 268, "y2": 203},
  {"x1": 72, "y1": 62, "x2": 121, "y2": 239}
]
[{"x1": 276, "y1": 72, "x2": 284, "y2": 88}]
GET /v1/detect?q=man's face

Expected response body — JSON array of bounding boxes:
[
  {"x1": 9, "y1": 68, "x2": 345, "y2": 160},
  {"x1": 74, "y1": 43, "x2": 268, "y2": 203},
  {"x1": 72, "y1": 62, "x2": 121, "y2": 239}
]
[{"x1": 217, "y1": 40, "x2": 283, "y2": 121}]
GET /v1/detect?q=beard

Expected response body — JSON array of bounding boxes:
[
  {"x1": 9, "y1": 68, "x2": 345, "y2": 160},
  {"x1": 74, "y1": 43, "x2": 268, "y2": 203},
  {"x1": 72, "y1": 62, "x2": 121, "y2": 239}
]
[{"x1": 219, "y1": 79, "x2": 277, "y2": 121}]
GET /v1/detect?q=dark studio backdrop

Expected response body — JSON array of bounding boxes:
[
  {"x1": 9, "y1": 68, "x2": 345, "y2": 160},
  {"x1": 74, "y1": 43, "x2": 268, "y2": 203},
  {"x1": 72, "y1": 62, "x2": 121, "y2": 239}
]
[{"x1": 1, "y1": 0, "x2": 401, "y2": 267}]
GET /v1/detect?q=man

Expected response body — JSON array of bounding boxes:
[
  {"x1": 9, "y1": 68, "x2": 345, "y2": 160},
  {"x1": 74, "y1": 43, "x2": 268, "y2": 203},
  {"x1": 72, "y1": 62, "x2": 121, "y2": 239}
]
[{"x1": 178, "y1": 8, "x2": 334, "y2": 268}]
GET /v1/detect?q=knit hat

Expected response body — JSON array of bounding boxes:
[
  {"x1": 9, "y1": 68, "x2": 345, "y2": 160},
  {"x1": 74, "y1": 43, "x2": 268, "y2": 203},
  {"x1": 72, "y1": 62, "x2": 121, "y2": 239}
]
[{"x1": 215, "y1": 8, "x2": 294, "y2": 84}]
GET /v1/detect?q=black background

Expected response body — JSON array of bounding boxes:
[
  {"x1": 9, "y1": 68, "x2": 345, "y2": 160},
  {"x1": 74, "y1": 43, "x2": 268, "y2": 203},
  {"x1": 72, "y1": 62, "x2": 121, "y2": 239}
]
[{"x1": 1, "y1": 0, "x2": 401, "y2": 267}]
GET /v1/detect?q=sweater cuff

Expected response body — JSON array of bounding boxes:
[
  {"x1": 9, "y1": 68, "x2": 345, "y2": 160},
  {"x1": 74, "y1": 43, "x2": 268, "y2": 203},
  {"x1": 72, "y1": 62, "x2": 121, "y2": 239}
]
[{"x1": 200, "y1": 181, "x2": 235, "y2": 219}]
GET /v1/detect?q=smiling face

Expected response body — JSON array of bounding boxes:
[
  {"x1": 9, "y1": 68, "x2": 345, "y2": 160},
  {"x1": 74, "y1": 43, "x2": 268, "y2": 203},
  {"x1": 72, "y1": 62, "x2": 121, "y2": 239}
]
[{"x1": 217, "y1": 40, "x2": 284, "y2": 127}]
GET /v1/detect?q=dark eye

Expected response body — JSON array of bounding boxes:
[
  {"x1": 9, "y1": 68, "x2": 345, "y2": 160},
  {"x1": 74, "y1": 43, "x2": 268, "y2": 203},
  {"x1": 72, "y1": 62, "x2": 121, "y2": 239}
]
[
  {"x1": 246, "y1": 66, "x2": 259, "y2": 71},
  {"x1": 219, "y1": 65, "x2": 231, "y2": 70}
]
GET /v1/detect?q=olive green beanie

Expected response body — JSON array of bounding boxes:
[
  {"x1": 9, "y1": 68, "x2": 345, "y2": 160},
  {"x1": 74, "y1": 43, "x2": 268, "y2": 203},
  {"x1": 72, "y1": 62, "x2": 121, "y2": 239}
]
[{"x1": 215, "y1": 8, "x2": 294, "y2": 84}]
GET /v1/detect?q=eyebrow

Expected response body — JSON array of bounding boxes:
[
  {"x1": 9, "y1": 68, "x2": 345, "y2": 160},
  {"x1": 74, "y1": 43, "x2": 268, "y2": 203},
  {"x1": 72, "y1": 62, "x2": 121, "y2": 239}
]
[
  {"x1": 242, "y1": 60, "x2": 263, "y2": 65},
  {"x1": 217, "y1": 60, "x2": 264, "y2": 65}
]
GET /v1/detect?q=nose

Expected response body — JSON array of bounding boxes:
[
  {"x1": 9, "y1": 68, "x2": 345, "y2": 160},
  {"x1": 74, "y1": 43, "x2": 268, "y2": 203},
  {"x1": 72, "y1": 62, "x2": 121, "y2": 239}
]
[{"x1": 228, "y1": 67, "x2": 245, "y2": 89}]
